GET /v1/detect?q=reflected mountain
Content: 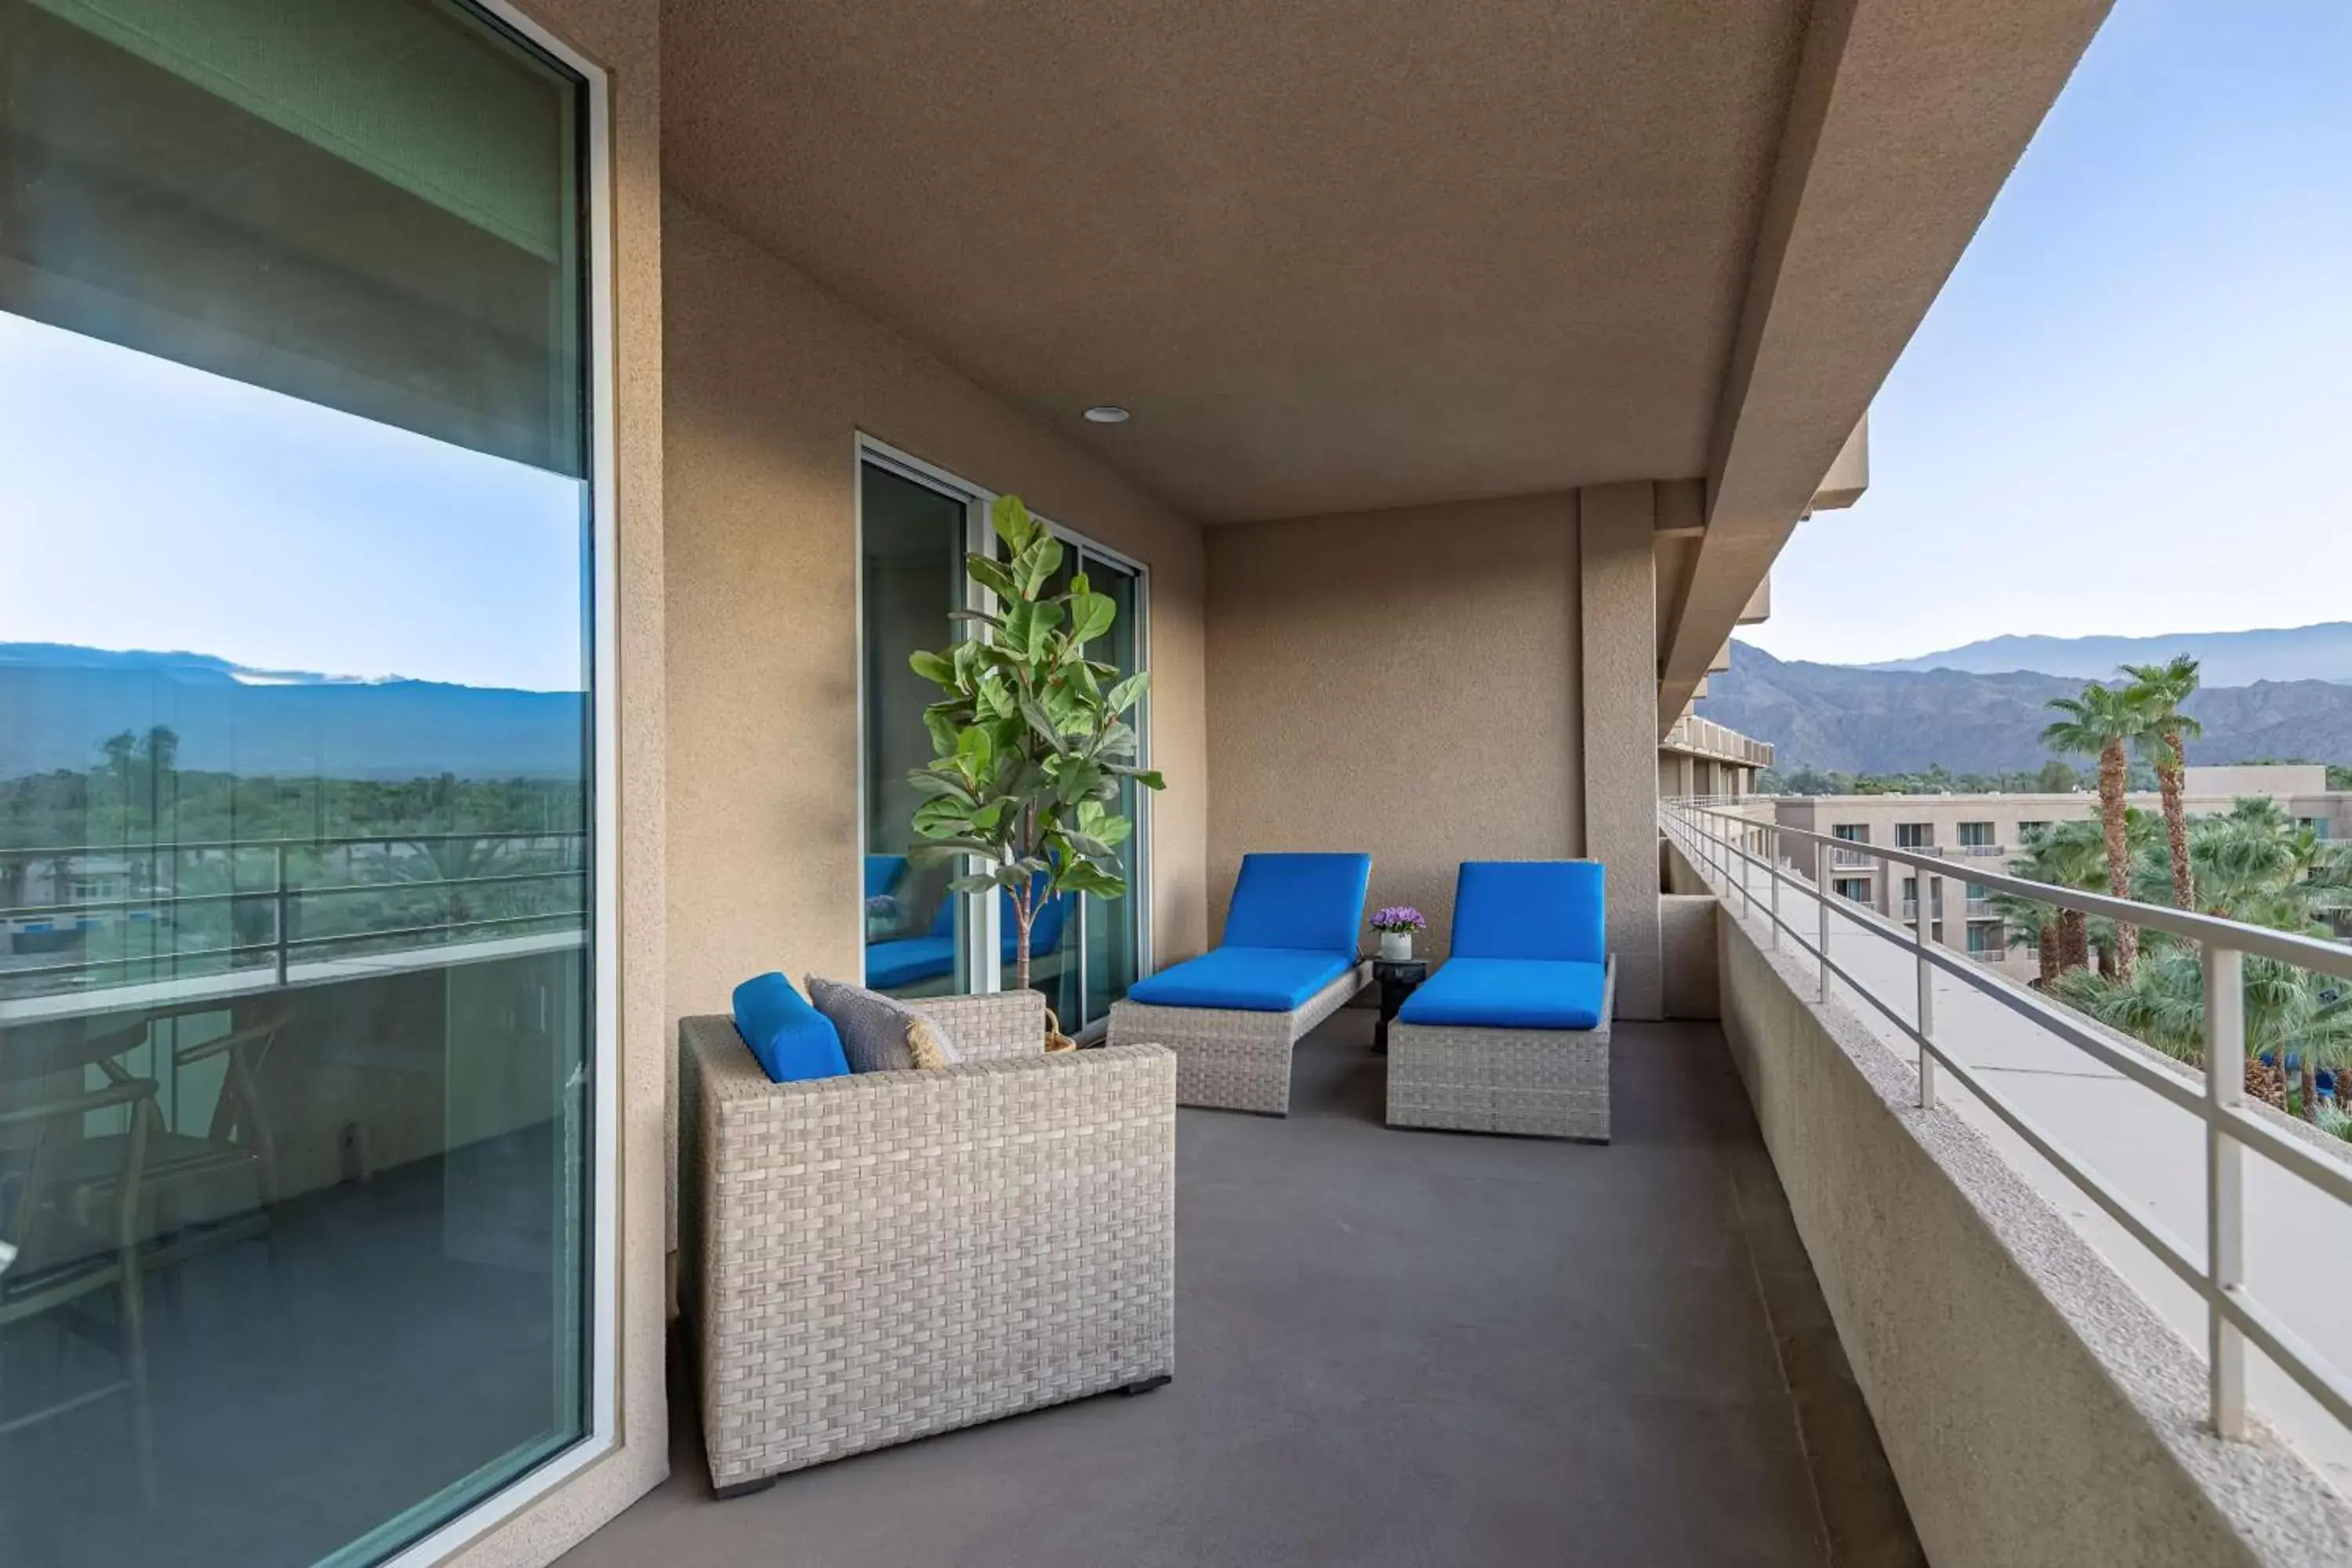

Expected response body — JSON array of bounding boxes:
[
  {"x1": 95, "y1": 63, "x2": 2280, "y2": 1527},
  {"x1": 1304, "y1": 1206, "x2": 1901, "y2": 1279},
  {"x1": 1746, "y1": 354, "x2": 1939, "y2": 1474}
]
[{"x1": 1, "y1": 643, "x2": 585, "y2": 779}]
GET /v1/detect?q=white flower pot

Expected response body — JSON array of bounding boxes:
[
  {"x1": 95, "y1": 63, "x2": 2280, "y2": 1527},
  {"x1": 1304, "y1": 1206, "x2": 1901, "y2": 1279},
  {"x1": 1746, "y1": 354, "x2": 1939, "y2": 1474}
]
[{"x1": 1377, "y1": 931, "x2": 1414, "y2": 962}]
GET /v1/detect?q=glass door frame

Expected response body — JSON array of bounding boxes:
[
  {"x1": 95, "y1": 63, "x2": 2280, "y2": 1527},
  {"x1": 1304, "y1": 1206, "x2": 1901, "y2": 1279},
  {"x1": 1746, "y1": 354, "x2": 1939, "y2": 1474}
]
[
  {"x1": 851, "y1": 435, "x2": 1153, "y2": 1015},
  {"x1": 855, "y1": 434, "x2": 1006, "y2": 994},
  {"x1": 373, "y1": 3, "x2": 619, "y2": 1565}
]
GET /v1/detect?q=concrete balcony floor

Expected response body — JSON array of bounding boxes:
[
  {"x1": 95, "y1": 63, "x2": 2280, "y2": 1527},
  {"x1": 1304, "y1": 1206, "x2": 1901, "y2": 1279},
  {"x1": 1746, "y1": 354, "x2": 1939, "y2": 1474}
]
[{"x1": 565, "y1": 1014, "x2": 1921, "y2": 1567}]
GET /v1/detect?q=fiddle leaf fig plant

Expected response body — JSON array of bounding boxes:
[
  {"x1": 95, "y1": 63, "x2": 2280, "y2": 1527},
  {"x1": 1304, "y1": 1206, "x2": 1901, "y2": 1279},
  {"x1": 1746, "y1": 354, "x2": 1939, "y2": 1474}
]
[{"x1": 907, "y1": 495, "x2": 1163, "y2": 992}]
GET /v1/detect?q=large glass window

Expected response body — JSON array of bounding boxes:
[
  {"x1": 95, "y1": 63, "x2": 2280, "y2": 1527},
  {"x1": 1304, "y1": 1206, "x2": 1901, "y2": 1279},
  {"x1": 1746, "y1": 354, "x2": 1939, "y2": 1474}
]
[{"x1": 0, "y1": 3, "x2": 600, "y2": 1564}]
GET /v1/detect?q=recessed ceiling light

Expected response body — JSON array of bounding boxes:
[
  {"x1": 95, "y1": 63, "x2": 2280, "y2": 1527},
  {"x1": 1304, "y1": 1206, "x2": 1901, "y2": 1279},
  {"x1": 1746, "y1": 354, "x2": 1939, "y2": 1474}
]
[{"x1": 1082, "y1": 405, "x2": 1131, "y2": 424}]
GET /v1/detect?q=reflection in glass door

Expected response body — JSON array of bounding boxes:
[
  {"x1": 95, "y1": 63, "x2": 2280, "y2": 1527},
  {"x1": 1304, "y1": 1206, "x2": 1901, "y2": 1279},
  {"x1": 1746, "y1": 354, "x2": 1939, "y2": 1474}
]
[
  {"x1": 858, "y1": 459, "x2": 980, "y2": 1001},
  {"x1": 0, "y1": 3, "x2": 604, "y2": 1564}
]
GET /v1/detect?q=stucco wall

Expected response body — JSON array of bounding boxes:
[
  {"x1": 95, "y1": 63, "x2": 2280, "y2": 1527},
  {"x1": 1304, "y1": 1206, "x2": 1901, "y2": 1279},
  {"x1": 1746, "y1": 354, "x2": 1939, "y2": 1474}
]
[
  {"x1": 1203, "y1": 495, "x2": 1581, "y2": 960},
  {"x1": 1711, "y1": 881, "x2": 2352, "y2": 1567},
  {"x1": 659, "y1": 192, "x2": 1210, "y2": 1028}
]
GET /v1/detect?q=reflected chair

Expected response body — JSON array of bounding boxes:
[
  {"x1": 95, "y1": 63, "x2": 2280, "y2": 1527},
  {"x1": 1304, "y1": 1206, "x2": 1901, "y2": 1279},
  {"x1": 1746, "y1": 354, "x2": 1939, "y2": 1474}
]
[{"x1": 0, "y1": 1062, "x2": 160, "y2": 1502}]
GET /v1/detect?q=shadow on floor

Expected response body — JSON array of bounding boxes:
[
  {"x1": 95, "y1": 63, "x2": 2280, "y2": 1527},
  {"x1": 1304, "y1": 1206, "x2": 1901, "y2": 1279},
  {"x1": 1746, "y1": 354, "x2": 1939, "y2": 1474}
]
[{"x1": 567, "y1": 1013, "x2": 1923, "y2": 1567}]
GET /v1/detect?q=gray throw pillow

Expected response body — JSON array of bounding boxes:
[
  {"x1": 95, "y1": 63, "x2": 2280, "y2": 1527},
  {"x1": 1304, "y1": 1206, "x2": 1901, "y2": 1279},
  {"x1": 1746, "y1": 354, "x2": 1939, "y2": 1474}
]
[{"x1": 804, "y1": 976, "x2": 960, "y2": 1072}]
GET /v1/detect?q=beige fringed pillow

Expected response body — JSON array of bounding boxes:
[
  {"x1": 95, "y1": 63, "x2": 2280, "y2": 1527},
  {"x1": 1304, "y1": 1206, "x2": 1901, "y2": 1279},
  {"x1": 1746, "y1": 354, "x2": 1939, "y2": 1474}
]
[{"x1": 804, "y1": 976, "x2": 962, "y2": 1071}]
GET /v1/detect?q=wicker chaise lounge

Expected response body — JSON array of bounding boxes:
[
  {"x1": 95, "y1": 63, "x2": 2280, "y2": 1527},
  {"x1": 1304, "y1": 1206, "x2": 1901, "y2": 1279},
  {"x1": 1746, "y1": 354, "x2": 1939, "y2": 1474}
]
[
  {"x1": 1108, "y1": 851, "x2": 1371, "y2": 1115},
  {"x1": 1386, "y1": 860, "x2": 1616, "y2": 1142},
  {"x1": 681, "y1": 989, "x2": 1175, "y2": 1496}
]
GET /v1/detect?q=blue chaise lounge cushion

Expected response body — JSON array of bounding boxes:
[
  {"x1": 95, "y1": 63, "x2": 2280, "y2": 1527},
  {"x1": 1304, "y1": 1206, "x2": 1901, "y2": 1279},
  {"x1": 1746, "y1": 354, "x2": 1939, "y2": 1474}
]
[
  {"x1": 1127, "y1": 947, "x2": 1358, "y2": 1012},
  {"x1": 1221, "y1": 852, "x2": 1374, "y2": 954},
  {"x1": 1450, "y1": 860, "x2": 1606, "y2": 964},
  {"x1": 731, "y1": 972, "x2": 851, "y2": 1082},
  {"x1": 1396, "y1": 957, "x2": 1607, "y2": 1031}
]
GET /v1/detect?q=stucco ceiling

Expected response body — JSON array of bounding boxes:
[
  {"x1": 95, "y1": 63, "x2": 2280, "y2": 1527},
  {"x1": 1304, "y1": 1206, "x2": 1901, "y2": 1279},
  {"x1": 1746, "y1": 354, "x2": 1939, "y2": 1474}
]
[{"x1": 661, "y1": 0, "x2": 1809, "y2": 523}]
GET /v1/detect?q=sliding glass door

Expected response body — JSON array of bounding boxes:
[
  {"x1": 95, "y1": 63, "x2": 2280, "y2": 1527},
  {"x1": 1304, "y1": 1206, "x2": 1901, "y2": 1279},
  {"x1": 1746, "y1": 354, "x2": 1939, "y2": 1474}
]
[
  {"x1": 859, "y1": 457, "x2": 982, "y2": 1000},
  {"x1": 0, "y1": 3, "x2": 605, "y2": 1563},
  {"x1": 1035, "y1": 544, "x2": 1148, "y2": 1037},
  {"x1": 856, "y1": 449, "x2": 1149, "y2": 1033}
]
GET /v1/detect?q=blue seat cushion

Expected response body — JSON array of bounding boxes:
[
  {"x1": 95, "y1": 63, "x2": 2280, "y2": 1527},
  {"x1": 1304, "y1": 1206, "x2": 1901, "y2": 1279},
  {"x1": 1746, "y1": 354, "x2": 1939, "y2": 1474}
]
[
  {"x1": 1127, "y1": 946, "x2": 1357, "y2": 1012},
  {"x1": 863, "y1": 854, "x2": 908, "y2": 900},
  {"x1": 1450, "y1": 861, "x2": 1606, "y2": 964},
  {"x1": 1397, "y1": 957, "x2": 1607, "y2": 1031},
  {"x1": 732, "y1": 972, "x2": 851, "y2": 1083},
  {"x1": 1221, "y1": 852, "x2": 1374, "y2": 953},
  {"x1": 864, "y1": 935, "x2": 956, "y2": 990}
]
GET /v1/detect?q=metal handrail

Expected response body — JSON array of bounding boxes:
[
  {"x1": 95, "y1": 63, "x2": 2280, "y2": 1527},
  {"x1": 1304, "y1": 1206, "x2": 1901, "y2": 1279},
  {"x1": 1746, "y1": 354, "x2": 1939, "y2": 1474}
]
[
  {"x1": 2, "y1": 829, "x2": 588, "y2": 996},
  {"x1": 1661, "y1": 796, "x2": 2352, "y2": 1445}
]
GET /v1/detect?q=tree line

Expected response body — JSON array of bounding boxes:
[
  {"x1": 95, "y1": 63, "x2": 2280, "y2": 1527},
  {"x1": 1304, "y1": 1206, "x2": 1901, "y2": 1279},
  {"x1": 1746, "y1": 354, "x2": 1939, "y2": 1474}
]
[{"x1": 2002, "y1": 658, "x2": 2352, "y2": 1126}]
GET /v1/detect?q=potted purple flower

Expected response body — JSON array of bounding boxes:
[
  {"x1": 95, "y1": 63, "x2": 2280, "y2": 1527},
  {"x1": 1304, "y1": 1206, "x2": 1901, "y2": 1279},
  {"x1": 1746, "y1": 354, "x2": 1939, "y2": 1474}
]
[{"x1": 1370, "y1": 905, "x2": 1428, "y2": 962}]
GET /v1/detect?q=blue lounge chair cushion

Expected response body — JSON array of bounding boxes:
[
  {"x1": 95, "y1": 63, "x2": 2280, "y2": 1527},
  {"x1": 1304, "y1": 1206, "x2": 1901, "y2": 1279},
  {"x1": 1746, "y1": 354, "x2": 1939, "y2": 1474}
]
[
  {"x1": 731, "y1": 972, "x2": 851, "y2": 1083},
  {"x1": 1221, "y1": 852, "x2": 1374, "y2": 953},
  {"x1": 1127, "y1": 946, "x2": 1358, "y2": 1012},
  {"x1": 1450, "y1": 861, "x2": 1606, "y2": 964},
  {"x1": 1397, "y1": 957, "x2": 1607, "y2": 1031},
  {"x1": 863, "y1": 854, "x2": 908, "y2": 899},
  {"x1": 864, "y1": 935, "x2": 956, "y2": 990}
]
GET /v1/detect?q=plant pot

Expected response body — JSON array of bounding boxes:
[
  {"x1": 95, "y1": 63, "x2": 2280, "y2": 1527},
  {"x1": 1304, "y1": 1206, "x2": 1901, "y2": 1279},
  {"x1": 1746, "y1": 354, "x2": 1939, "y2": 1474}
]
[{"x1": 1377, "y1": 931, "x2": 1414, "y2": 962}]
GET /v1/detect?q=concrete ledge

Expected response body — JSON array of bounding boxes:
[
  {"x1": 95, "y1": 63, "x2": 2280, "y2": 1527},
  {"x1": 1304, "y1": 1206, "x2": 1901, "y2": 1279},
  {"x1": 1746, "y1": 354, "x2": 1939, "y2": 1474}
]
[
  {"x1": 1660, "y1": 894, "x2": 1719, "y2": 1020},
  {"x1": 1713, "y1": 897, "x2": 2352, "y2": 1567}
]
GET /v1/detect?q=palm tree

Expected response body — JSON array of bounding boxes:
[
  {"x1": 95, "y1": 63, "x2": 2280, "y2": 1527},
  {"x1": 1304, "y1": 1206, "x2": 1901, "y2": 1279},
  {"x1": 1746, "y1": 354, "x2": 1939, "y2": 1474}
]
[
  {"x1": 2041, "y1": 683, "x2": 2152, "y2": 982},
  {"x1": 2061, "y1": 798, "x2": 2352, "y2": 1120},
  {"x1": 2121, "y1": 656, "x2": 2201, "y2": 909},
  {"x1": 2008, "y1": 819, "x2": 2109, "y2": 978}
]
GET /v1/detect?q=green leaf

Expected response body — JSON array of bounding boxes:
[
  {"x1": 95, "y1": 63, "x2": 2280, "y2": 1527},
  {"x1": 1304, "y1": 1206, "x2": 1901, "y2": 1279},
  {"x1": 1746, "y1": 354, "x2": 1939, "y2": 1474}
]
[
  {"x1": 909, "y1": 837, "x2": 999, "y2": 862},
  {"x1": 1020, "y1": 695, "x2": 1070, "y2": 752},
  {"x1": 1109, "y1": 766, "x2": 1166, "y2": 791},
  {"x1": 1017, "y1": 534, "x2": 1065, "y2": 598},
  {"x1": 907, "y1": 770, "x2": 978, "y2": 804},
  {"x1": 1105, "y1": 670, "x2": 1150, "y2": 717},
  {"x1": 991, "y1": 494, "x2": 1036, "y2": 554},
  {"x1": 924, "y1": 704, "x2": 963, "y2": 757},
  {"x1": 908, "y1": 649, "x2": 957, "y2": 687},
  {"x1": 946, "y1": 873, "x2": 1000, "y2": 895},
  {"x1": 965, "y1": 554, "x2": 1019, "y2": 604},
  {"x1": 955, "y1": 725, "x2": 994, "y2": 779},
  {"x1": 1067, "y1": 591, "x2": 1114, "y2": 646}
]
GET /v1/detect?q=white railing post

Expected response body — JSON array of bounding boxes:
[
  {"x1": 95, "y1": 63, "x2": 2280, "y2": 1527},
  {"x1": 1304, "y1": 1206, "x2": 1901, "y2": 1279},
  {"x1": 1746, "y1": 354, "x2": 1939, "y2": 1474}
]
[
  {"x1": 1768, "y1": 828, "x2": 1780, "y2": 950},
  {"x1": 1915, "y1": 878, "x2": 1938, "y2": 1110},
  {"x1": 1817, "y1": 877, "x2": 1832, "y2": 1002},
  {"x1": 2204, "y1": 942, "x2": 2247, "y2": 1439}
]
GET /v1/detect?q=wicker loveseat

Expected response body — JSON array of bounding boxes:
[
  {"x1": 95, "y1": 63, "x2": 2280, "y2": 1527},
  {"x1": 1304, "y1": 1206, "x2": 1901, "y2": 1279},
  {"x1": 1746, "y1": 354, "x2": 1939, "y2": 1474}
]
[
  {"x1": 681, "y1": 989, "x2": 1175, "y2": 1496},
  {"x1": 1386, "y1": 860, "x2": 1616, "y2": 1142}
]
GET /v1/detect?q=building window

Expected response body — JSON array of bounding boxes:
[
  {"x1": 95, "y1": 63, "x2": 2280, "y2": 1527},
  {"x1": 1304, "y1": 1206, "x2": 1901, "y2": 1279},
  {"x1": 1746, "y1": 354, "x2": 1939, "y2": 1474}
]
[
  {"x1": 2016, "y1": 819, "x2": 2053, "y2": 841},
  {"x1": 1832, "y1": 879, "x2": 1870, "y2": 902},
  {"x1": 1966, "y1": 924, "x2": 1997, "y2": 956},
  {"x1": 1831, "y1": 824, "x2": 1869, "y2": 866},
  {"x1": 1895, "y1": 822, "x2": 1933, "y2": 849},
  {"x1": 0, "y1": 2, "x2": 606, "y2": 1561},
  {"x1": 1958, "y1": 822, "x2": 1995, "y2": 848}
]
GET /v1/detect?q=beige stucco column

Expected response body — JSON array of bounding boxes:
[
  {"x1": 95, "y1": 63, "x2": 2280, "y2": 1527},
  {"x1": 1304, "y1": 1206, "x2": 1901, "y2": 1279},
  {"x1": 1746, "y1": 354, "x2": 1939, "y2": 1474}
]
[{"x1": 1579, "y1": 482, "x2": 1664, "y2": 1020}]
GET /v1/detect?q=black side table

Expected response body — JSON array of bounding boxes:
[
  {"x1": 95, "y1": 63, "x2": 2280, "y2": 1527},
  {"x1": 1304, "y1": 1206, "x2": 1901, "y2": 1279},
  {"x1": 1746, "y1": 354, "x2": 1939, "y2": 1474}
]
[{"x1": 1370, "y1": 957, "x2": 1429, "y2": 1054}]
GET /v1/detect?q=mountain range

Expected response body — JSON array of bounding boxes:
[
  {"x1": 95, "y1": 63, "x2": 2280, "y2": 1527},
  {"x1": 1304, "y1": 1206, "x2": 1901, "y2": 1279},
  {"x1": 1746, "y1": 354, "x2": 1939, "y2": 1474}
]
[
  {"x1": 0, "y1": 643, "x2": 585, "y2": 780},
  {"x1": 1697, "y1": 640, "x2": 2352, "y2": 777},
  {"x1": 1867, "y1": 622, "x2": 2352, "y2": 688}
]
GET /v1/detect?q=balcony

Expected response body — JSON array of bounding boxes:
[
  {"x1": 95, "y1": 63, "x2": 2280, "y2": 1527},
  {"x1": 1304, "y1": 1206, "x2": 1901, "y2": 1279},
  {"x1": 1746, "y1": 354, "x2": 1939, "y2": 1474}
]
[
  {"x1": 1831, "y1": 845, "x2": 1875, "y2": 869},
  {"x1": 1665, "y1": 799, "x2": 2352, "y2": 1558},
  {"x1": 1661, "y1": 715, "x2": 1776, "y2": 770},
  {"x1": 564, "y1": 1011, "x2": 1919, "y2": 1566}
]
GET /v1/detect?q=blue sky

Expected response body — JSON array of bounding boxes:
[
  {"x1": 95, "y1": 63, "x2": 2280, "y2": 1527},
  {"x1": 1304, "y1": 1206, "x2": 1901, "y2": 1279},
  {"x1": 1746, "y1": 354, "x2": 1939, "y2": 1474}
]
[
  {"x1": 1749, "y1": 0, "x2": 2352, "y2": 668},
  {"x1": 0, "y1": 310, "x2": 588, "y2": 691}
]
